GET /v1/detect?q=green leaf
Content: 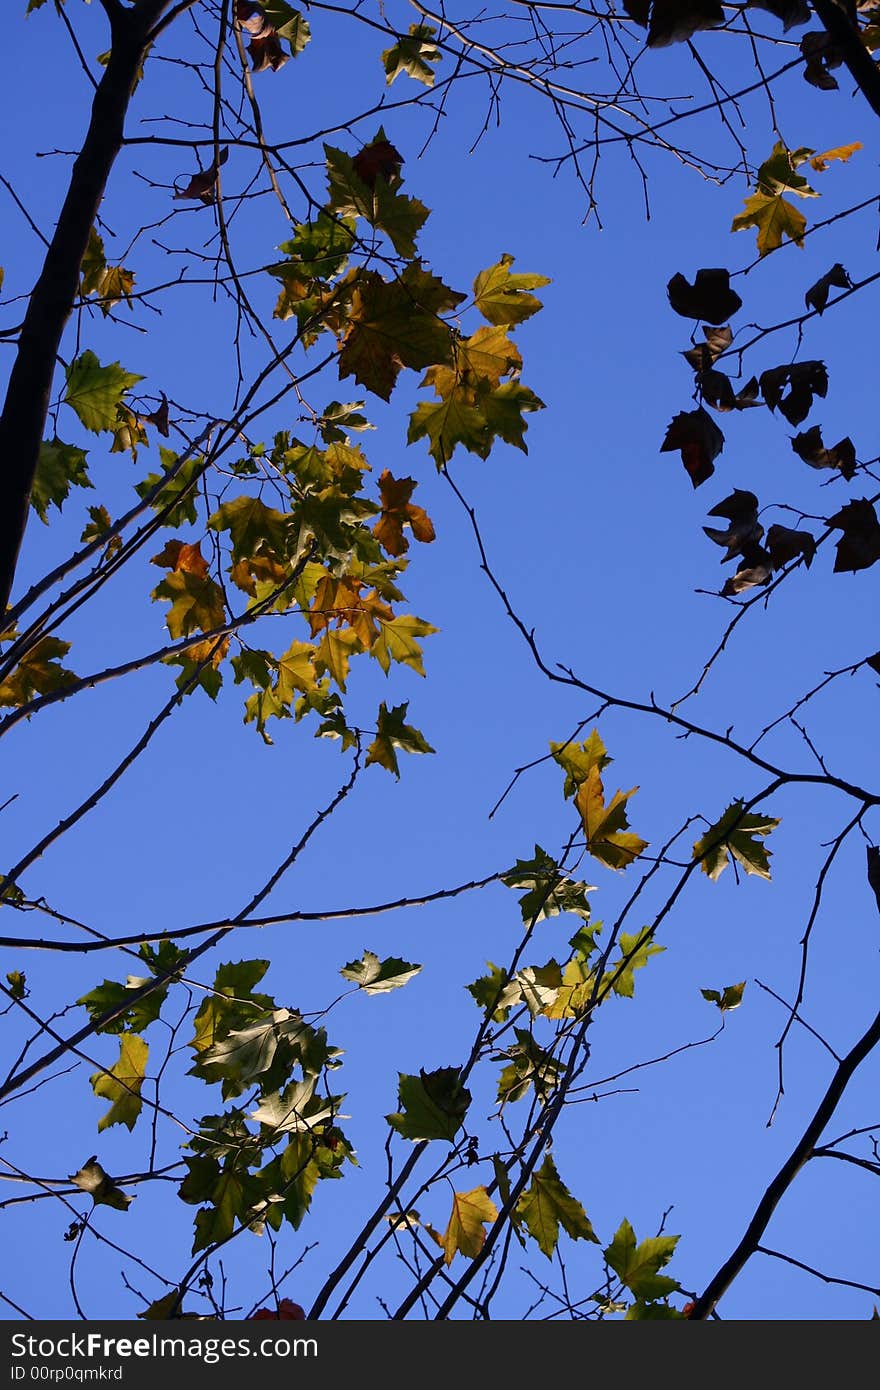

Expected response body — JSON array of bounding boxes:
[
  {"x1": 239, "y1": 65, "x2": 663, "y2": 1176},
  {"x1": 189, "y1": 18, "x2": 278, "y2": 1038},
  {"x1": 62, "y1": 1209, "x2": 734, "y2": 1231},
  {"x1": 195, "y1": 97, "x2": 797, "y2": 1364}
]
[
  {"x1": 371, "y1": 613, "x2": 438, "y2": 678},
  {"x1": 466, "y1": 962, "x2": 522, "y2": 1022},
  {"x1": 5, "y1": 970, "x2": 26, "y2": 1000},
  {"x1": 250, "y1": 1078, "x2": 344, "y2": 1135},
  {"x1": 69, "y1": 1157, "x2": 133, "y2": 1212},
  {"x1": 77, "y1": 974, "x2": 168, "y2": 1036},
  {"x1": 366, "y1": 700, "x2": 435, "y2": 778},
  {"x1": 693, "y1": 800, "x2": 780, "y2": 881},
  {"x1": 90, "y1": 1034, "x2": 148, "y2": 1133},
  {"x1": 701, "y1": 980, "x2": 747, "y2": 1012},
  {"x1": 603, "y1": 927, "x2": 664, "y2": 1000},
  {"x1": 340, "y1": 950, "x2": 422, "y2": 994},
  {"x1": 135, "y1": 448, "x2": 204, "y2": 528},
  {"x1": 496, "y1": 1028, "x2": 562, "y2": 1104},
  {"x1": 208, "y1": 495, "x2": 290, "y2": 562},
  {"x1": 325, "y1": 141, "x2": 429, "y2": 258},
  {"x1": 515, "y1": 959, "x2": 563, "y2": 1015},
  {"x1": 387, "y1": 1067, "x2": 471, "y2": 1141},
  {"x1": 604, "y1": 1218, "x2": 680, "y2": 1300},
  {"x1": 503, "y1": 846, "x2": 594, "y2": 924},
  {"x1": 516, "y1": 1155, "x2": 598, "y2": 1259},
  {"x1": 260, "y1": 0, "x2": 311, "y2": 49},
  {"x1": 64, "y1": 350, "x2": 143, "y2": 433},
  {"x1": 473, "y1": 254, "x2": 550, "y2": 326},
  {"x1": 31, "y1": 438, "x2": 91, "y2": 523},
  {"x1": 382, "y1": 24, "x2": 442, "y2": 86},
  {"x1": 190, "y1": 960, "x2": 274, "y2": 1062},
  {"x1": 550, "y1": 730, "x2": 611, "y2": 798},
  {"x1": 0, "y1": 636, "x2": 77, "y2": 709}
]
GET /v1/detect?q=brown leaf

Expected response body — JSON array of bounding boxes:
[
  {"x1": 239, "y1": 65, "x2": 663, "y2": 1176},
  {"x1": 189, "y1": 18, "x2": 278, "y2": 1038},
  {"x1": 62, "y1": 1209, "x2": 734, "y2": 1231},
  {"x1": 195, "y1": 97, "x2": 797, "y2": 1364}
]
[
  {"x1": 151, "y1": 539, "x2": 210, "y2": 578},
  {"x1": 141, "y1": 394, "x2": 170, "y2": 437},
  {"x1": 828, "y1": 498, "x2": 880, "y2": 573},
  {"x1": 800, "y1": 30, "x2": 843, "y2": 89},
  {"x1": 683, "y1": 324, "x2": 733, "y2": 371},
  {"x1": 352, "y1": 139, "x2": 404, "y2": 188},
  {"x1": 660, "y1": 407, "x2": 724, "y2": 487},
  {"x1": 236, "y1": 0, "x2": 274, "y2": 36},
  {"x1": 868, "y1": 845, "x2": 880, "y2": 914},
  {"x1": 721, "y1": 542, "x2": 772, "y2": 595},
  {"x1": 667, "y1": 269, "x2": 742, "y2": 324},
  {"x1": 248, "y1": 33, "x2": 288, "y2": 71},
  {"x1": 174, "y1": 147, "x2": 229, "y2": 203},
  {"x1": 748, "y1": 0, "x2": 811, "y2": 28},
  {"x1": 374, "y1": 469, "x2": 436, "y2": 556}
]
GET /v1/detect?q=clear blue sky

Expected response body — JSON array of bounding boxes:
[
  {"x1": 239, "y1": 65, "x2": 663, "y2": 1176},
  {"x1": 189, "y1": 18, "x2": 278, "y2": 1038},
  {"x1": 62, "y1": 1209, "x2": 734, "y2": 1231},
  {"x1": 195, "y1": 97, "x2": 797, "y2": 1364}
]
[{"x1": 1, "y1": 0, "x2": 879, "y2": 1320}]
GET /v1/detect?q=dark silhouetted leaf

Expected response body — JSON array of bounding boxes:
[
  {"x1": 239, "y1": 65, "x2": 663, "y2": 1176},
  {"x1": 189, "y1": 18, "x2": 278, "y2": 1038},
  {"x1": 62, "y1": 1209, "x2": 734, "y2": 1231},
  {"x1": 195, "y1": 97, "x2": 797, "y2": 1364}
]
[
  {"x1": 703, "y1": 489, "x2": 762, "y2": 559},
  {"x1": 721, "y1": 542, "x2": 772, "y2": 595},
  {"x1": 791, "y1": 425, "x2": 856, "y2": 478},
  {"x1": 805, "y1": 263, "x2": 852, "y2": 314},
  {"x1": 760, "y1": 360, "x2": 827, "y2": 425},
  {"x1": 683, "y1": 324, "x2": 733, "y2": 371},
  {"x1": 828, "y1": 498, "x2": 880, "y2": 572},
  {"x1": 667, "y1": 269, "x2": 742, "y2": 323},
  {"x1": 747, "y1": 0, "x2": 810, "y2": 28},
  {"x1": 868, "y1": 846, "x2": 880, "y2": 914},
  {"x1": 660, "y1": 408, "x2": 724, "y2": 487},
  {"x1": 766, "y1": 523, "x2": 816, "y2": 569},
  {"x1": 801, "y1": 30, "x2": 842, "y2": 89},
  {"x1": 648, "y1": 0, "x2": 725, "y2": 47}
]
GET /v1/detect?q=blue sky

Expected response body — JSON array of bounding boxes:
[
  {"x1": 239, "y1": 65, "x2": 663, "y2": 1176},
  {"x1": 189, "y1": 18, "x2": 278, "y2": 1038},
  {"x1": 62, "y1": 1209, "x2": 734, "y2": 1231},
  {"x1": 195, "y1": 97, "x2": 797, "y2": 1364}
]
[{"x1": 1, "y1": 0, "x2": 879, "y2": 1320}]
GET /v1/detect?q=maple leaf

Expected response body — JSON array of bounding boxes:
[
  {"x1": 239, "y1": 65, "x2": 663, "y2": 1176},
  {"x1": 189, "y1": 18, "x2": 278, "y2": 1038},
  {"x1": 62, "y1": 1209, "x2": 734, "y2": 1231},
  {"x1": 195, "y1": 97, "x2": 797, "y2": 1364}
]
[
  {"x1": 338, "y1": 266, "x2": 462, "y2": 401},
  {"x1": 325, "y1": 136, "x2": 427, "y2": 258},
  {"x1": 69, "y1": 1157, "x2": 134, "y2": 1212},
  {"x1": 64, "y1": 351, "x2": 143, "y2": 433},
  {"x1": 371, "y1": 613, "x2": 438, "y2": 676},
  {"x1": 575, "y1": 766, "x2": 648, "y2": 871},
  {"x1": 805, "y1": 263, "x2": 852, "y2": 314},
  {"x1": 828, "y1": 498, "x2": 880, "y2": 573},
  {"x1": 760, "y1": 360, "x2": 828, "y2": 425},
  {"x1": 515, "y1": 1155, "x2": 598, "y2": 1258},
  {"x1": 766, "y1": 523, "x2": 816, "y2": 570},
  {"x1": 604, "y1": 1218, "x2": 680, "y2": 1300},
  {"x1": 208, "y1": 495, "x2": 290, "y2": 561},
  {"x1": 0, "y1": 636, "x2": 77, "y2": 709},
  {"x1": 701, "y1": 980, "x2": 746, "y2": 1012},
  {"x1": 374, "y1": 470, "x2": 436, "y2": 556},
  {"x1": 90, "y1": 1034, "x2": 149, "y2": 1133},
  {"x1": 693, "y1": 800, "x2": 780, "y2": 880},
  {"x1": 382, "y1": 24, "x2": 442, "y2": 87},
  {"x1": 603, "y1": 928, "x2": 664, "y2": 999},
  {"x1": 386, "y1": 1067, "x2": 471, "y2": 1142},
  {"x1": 366, "y1": 700, "x2": 434, "y2": 777},
  {"x1": 660, "y1": 407, "x2": 724, "y2": 487},
  {"x1": 340, "y1": 950, "x2": 422, "y2": 994},
  {"x1": 472, "y1": 254, "x2": 550, "y2": 326},
  {"x1": 430, "y1": 1187, "x2": 498, "y2": 1266},
  {"x1": 151, "y1": 544, "x2": 226, "y2": 642},
  {"x1": 550, "y1": 729, "x2": 611, "y2": 797},
  {"x1": 791, "y1": 426, "x2": 855, "y2": 478},
  {"x1": 31, "y1": 438, "x2": 92, "y2": 523},
  {"x1": 666, "y1": 268, "x2": 742, "y2": 323},
  {"x1": 732, "y1": 192, "x2": 807, "y2": 255},
  {"x1": 315, "y1": 627, "x2": 362, "y2": 689},
  {"x1": 174, "y1": 147, "x2": 229, "y2": 203}
]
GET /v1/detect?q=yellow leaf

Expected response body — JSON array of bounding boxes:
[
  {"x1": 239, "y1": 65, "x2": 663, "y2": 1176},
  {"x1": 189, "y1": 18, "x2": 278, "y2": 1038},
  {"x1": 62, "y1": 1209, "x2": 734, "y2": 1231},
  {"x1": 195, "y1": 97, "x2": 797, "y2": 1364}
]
[
  {"x1": 575, "y1": 765, "x2": 647, "y2": 870},
  {"x1": 731, "y1": 192, "x2": 806, "y2": 256},
  {"x1": 809, "y1": 142, "x2": 861, "y2": 172},
  {"x1": 90, "y1": 1034, "x2": 148, "y2": 1132},
  {"x1": 437, "y1": 1186, "x2": 498, "y2": 1266}
]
